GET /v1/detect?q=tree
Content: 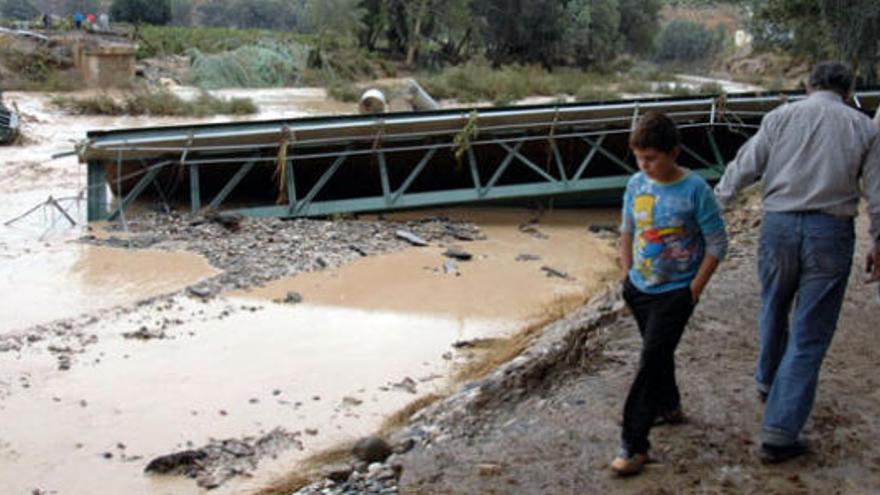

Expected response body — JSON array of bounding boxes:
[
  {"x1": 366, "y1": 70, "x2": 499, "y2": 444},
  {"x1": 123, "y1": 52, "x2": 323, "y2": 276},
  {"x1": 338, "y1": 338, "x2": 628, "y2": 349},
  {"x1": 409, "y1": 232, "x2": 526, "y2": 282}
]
[
  {"x1": 475, "y1": 0, "x2": 568, "y2": 67},
  {"x1": 751, "y1": 0, "x2": 880, "y2": 84},
  {"x1": 655, "y1": 19, "x2": 726, "y2": 63},
  {"x1": 618, "y1": 0, "x2": 662, "y2": 54},
  {"x1": 306, "y1": 0, "x2": 363, "y2": 37},
  {"x1": 110, "y1": 0, "x2": 172, "y2": 25},
  {"x1": 170, "y1": 0, "x2": 193, "y2": 26},
  {"x1": 1, "y1": 0, "x2": 40, "y2": 19}
]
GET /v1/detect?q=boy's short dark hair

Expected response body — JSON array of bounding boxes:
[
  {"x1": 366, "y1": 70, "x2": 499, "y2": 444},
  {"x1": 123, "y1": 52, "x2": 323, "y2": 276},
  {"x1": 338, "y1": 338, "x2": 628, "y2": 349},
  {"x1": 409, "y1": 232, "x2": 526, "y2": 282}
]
[
  {"x1": 808, "y1": 61, "x2": 854, "y2": 98},
  {"x1": 629, "y1": 111, "x2": 680, "y2": 153}
]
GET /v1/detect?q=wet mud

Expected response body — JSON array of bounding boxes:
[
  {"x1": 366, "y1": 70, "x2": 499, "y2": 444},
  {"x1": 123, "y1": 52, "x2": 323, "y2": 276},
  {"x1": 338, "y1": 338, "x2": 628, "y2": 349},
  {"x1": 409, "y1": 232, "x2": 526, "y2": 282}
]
[{"x1": 0, "y1": 90, "x2": 620, "y2": 494}]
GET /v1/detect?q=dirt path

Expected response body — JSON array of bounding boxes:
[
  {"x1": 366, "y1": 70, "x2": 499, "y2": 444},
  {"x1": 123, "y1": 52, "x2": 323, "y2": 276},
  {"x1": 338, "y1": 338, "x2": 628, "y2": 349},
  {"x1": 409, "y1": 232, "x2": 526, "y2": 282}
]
[{"x1": 394, "y1": 209, "x2": 880, "y2": 494}]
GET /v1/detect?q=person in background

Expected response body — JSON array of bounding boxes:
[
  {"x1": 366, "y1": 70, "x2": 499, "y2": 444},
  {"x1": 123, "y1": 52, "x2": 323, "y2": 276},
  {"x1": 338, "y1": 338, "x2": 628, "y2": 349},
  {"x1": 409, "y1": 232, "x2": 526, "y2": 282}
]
[
  {"x1": 74, "y1": 12, "x2": 83, "y2": 30},
  {"x1": 612, "y1": 112, "x2": 728, "y2": 476},
  {"x1": 715, "y1": 61, "x2": 880, "y2": 463}
]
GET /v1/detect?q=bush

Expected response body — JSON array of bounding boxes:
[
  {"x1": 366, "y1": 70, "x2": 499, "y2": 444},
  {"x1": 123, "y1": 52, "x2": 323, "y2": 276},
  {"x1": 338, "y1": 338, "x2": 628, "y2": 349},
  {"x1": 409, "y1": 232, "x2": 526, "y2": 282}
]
[
  {"x1": 655, "y1": 20, "x2": 726, "y2": 64},
  {"x1": 419, "y1": 60, "x2": 622, "y2": 103},
  {"x1": 135, "y1": 24, "x2": 315, "y2": 59},
  {"x1": 111, "y1": 0, "x2": 172, "y2": 25},
  {"x1": 51, "y1": 90, "x2": 257, "y2": 117},
  {"x1": 326, "y1": 80, "x2": 360, "y2": 102},
  {"x1": 1, "y1": 0, "x2": 39, "y2": 20},
  {"x1": 188, "y1": 42, "x2": 308, "y2": 89}
]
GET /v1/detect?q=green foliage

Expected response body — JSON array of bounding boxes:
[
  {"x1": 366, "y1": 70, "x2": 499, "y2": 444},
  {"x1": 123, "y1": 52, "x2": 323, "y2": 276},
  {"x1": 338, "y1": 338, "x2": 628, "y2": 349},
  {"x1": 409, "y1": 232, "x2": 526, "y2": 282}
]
[
  {"x1": 325, "y1": 80, "x2": 360, "y2": 102},
  {"x1": 170, "y1": 0, "x2": 194, "y2": 26},
  {"x1": 476, "y1": 0, "x2": 568, "y2": 67},
  {"x1": 574, "y1": 85, "x2": 621, "y2": 101},
  {"x1": 135, "y1": 24, "x2": 315, "y2": 59},
  {"x1": 188, "y1": 42, "x2": 309, "y2": 89},
  {"x1": 51, "y1": 90, "x2": 257, "y2": 116},
  {"x1": 305, "y1": 0, "x2": 364, "y2": 37},
  {"x1": 110, "y1": 0, "x2": 172, "y2": 25},
  {"x1": 198, "y1": 0, "x2": 305, "y2": 30},
  {"x1": 618, "y1": 0, "x2": 663, "y2": 54},
  {"x1": 655, "y1": 19, "x2": 726, "y2": 63},
  {"x1": 419, "y1": 59, "x2": 622, "y2": 102},
  {"x1": 1, "y1": 0, "x2": 39, "y2": 20},
  {"x1": 0, "y1": 44, "x2": 80, "y2": 91},
  {"x1": 750, "y1": 0, "x2": 880, "y2": 83}
]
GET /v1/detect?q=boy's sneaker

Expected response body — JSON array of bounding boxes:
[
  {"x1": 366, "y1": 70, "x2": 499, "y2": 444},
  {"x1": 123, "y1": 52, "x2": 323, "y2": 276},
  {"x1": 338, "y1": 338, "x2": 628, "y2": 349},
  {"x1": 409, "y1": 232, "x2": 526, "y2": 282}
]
[
  {"x1": 611, "y1": 448, "x2": 648, "y2": 476},
  {"x1": 760, "y1": 438, "x2": 810, "y2": 464},
  {"x1": 653, "y1": 408, "x2": 686, "y2": 426}
]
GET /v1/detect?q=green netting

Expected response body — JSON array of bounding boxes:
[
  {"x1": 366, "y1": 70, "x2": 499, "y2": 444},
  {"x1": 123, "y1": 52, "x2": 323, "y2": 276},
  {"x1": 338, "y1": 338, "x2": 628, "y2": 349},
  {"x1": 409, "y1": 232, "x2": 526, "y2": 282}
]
[{"x1": 188, "y1": 42, "x2": 308, "y2": 89}]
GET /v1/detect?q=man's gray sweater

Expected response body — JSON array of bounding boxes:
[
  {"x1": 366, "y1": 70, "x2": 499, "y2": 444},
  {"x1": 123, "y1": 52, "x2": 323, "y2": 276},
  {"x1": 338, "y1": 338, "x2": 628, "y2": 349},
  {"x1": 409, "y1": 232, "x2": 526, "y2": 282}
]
[{"x1": 715, "y1": 91, "x2": 880, "y2": 241}]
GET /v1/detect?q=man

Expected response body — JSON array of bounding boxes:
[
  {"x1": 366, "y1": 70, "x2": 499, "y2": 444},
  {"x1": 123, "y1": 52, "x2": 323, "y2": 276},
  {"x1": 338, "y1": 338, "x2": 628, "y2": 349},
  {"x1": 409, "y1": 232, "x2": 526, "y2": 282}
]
[{"x1": 715, "y1": 61, "x2": 880, "y2": 463}]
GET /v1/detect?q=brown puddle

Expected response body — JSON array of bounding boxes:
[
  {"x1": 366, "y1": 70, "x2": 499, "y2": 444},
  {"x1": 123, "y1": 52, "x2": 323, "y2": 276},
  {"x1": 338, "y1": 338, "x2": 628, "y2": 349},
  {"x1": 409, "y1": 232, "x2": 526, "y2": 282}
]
[
  {"x1": 0, "y1": 245, "x2": 219, "y2": 332},
  {"x1": 0, "y1": 301, "x2": 505, "y2": 494},
  {"x1": 237, "y1": 208, "x2": 620, "y2": 321}
]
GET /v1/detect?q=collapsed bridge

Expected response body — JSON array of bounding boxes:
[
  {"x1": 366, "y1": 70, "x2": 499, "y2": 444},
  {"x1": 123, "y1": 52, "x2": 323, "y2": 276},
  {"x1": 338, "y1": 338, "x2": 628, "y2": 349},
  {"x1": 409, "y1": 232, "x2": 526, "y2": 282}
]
[{"x1": 78, "y1": 90, "x2": 880, "y2": 222}]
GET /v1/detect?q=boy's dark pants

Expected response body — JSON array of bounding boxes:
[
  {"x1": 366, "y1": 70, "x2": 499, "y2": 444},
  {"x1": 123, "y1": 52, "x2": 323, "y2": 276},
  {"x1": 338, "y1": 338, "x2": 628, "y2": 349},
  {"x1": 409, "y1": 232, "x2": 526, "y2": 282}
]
[{"x1": 621, "y1": 278, "x2": 696, "y2": 454}]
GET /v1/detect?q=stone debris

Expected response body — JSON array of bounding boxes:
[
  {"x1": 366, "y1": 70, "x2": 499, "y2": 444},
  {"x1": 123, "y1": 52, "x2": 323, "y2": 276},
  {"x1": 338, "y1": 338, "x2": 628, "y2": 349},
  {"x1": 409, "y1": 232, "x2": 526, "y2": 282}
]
[
  {"x1": 278, "y1": 291, "x2": 303, "y2": 304},
  {"x1": 515, "y1": 253, "x2": 541, "y2": 262},
  {"x1": 540, "y1": 265, "x2": 574, "y2": 280},
  {"x1": 442, "y1": 259, "x2": 459, "y2": 275},
  {"x1": 122, "y1": 326, "x2": 168, "y2": 340},
  {"x1": 442, "y1": 246, "x2": 473, "y2": 261},
  {"x1": 518, "y1": 221, "x2": 548, "y2": 239},
  {"x1": 352, "y1": 436, "x2": 393, "y2": 464},
  {"x1": 389, "y1": 377, "x2": 418, "y2": 394},
  {"x1": 395, "y1": 230, "x2": 429, "y2": 247},
  {"x1": 144, "y1": 427, "x2": 302, "y2": 489}
]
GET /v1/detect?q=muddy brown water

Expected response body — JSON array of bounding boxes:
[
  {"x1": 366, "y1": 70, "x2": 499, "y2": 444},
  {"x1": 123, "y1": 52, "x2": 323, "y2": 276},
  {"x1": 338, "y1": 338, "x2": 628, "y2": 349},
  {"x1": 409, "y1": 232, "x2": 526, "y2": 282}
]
[{"x1": 0, "y1": 90, "x2": 620, "y2": 494}]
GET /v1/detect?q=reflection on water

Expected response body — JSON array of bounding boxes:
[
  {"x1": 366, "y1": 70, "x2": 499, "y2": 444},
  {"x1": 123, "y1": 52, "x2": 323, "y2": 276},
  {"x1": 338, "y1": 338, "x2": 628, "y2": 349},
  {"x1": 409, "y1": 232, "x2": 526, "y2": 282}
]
[{"x1": 0, "y1": 301, "x2": 511, "y2": 495}]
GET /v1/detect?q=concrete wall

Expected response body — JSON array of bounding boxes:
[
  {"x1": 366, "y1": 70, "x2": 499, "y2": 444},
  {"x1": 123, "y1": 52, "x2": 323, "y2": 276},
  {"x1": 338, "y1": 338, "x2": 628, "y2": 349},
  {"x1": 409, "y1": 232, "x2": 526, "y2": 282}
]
[{"x1": 77, "y1": 43, "x2": 137, "y2": 88}]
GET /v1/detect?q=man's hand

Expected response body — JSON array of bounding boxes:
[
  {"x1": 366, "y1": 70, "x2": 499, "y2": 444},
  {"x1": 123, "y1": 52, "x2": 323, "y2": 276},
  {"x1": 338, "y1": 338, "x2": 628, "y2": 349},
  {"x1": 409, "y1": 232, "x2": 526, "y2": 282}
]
[{"x1": 866, "y1": 242, "x2": 880, "y2": 284}]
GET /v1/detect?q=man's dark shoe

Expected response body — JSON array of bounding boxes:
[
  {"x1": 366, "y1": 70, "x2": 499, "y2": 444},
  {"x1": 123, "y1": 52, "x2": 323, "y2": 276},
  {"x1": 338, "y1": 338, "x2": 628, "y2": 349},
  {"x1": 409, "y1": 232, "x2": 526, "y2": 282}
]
[{"x1": 760, "y1": 438, "x2": 809, "y2": 464}]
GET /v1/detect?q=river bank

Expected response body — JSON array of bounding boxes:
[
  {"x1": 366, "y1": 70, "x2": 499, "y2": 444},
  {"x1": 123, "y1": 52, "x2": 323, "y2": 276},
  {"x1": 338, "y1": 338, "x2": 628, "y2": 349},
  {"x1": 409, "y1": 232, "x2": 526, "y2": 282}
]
[{"x1": 286, "y1": 196, "x2": 880, "y2": 495}]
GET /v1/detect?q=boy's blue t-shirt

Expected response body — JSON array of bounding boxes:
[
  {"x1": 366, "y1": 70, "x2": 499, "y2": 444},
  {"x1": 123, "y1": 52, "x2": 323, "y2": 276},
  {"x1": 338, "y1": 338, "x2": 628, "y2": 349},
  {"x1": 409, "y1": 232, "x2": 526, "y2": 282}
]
[{"x1": 621, "y1": 171, "x2": 726, "y2": 294}]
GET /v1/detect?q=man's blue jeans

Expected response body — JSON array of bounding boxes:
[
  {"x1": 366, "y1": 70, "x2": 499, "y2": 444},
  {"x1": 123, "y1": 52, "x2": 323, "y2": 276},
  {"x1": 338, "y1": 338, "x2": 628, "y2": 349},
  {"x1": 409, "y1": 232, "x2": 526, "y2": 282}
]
[{"x1": 756, "y1": 211, "x2": 854, "y2": 446}]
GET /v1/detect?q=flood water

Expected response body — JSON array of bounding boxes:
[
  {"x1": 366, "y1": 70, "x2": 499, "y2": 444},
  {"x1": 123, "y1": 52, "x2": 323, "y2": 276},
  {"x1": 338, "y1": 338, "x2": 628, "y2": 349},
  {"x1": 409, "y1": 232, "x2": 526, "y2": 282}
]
[{"x1": 0, "y1": 89, "x2": 620, "y2": 494}]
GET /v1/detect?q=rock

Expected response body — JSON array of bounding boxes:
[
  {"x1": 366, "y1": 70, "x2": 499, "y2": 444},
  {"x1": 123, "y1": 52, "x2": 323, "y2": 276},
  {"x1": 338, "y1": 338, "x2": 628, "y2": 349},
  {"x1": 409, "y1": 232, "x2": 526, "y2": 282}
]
[
  {"x1": 57, "y1": 355, "x2": 71, "y2": 371},
  {"x1": 122, "y1": 326, "x2": 167, "y2": 340},
  {"x1": 540, "y1": 265, "x2": 573, "y2": 280},
  {"x1": 443, "y1": 259, "x2": 459, "y2": 275},
  {"x1": 321, "y1": 464, "x2": 354, "y2": 483},
  {"x1": 352, "y1": 437, "x2": 393, "y2": 464},
  {"x1": 395, "y1": 230, "x2": 429, "y2": 247},
  {"x1": 518, "y1": 222, "x2": 548, "y2": 239},
  {"x1": 342, "y1": 396, "x2": 363, "y2": 407},
  {"x1": 144, "y1": 450, "x2": 207, "y2": 475},
  {"x1": 515, "y1": 253, "x2": 541, "y2": 262},
  {"x1": 282, "y1": 291, "x2": 303, "y2": 304},
  {"x1": 392, "y1": 438, "x2": 415, "y2": 455},
  {"x1": 187, "y1": 286, "x2": 214, "y2": 299},
  {"x1": 390, "y1": 377, "x2": 418, "y2": 394},
  {"x1": 442, "y1": 247, "x2": 473, "y2": 261},
  {"x1": 477, "y1": 463, "x2": 503, "y2": 477},
  {"x1": 588, "y1": 224, "x2": 618, "y2": 234}
]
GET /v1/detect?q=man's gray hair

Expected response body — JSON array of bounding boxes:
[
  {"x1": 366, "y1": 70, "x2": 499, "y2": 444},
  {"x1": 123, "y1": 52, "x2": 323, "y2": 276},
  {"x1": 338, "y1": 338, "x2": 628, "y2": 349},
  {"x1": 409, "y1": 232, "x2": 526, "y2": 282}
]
[{"x1": 808, "y1": 61, "x2": 854, "y2": 97}]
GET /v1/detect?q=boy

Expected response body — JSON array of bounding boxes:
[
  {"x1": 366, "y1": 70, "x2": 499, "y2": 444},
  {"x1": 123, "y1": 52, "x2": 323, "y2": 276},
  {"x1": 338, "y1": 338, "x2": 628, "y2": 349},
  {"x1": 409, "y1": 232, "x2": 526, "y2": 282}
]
[{"x1": 612, "y1": 112, "x2": 728, "y2": 475}]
